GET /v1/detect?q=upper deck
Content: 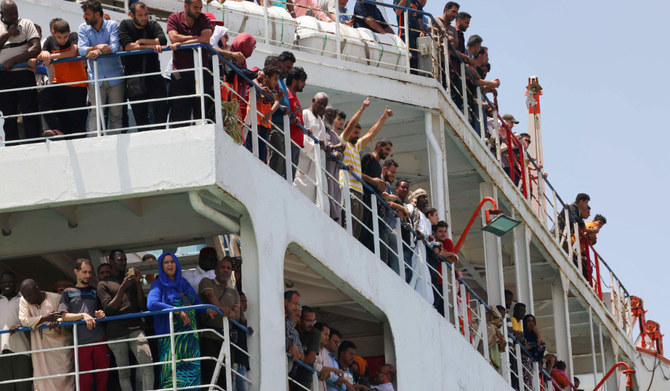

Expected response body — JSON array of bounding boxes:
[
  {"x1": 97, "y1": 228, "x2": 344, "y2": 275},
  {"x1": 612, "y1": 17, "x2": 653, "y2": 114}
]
[{"x1": 1, "y1": 0, "x2": 668, "y2": 390}]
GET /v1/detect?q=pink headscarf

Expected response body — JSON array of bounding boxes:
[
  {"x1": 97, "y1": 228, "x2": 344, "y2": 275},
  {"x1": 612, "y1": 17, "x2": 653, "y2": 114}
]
[{"x1": 230, "y1": 33, "x2": 256, "y2": 67}]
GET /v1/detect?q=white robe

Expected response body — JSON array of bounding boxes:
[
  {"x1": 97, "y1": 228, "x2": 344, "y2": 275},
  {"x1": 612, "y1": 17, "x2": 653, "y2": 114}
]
[
  {"x1": 293, "y1": 109, "x2": 328, "y2": 213},
  {"x1": 19, "y1": 292, "x2": 74, "y2": 391}
]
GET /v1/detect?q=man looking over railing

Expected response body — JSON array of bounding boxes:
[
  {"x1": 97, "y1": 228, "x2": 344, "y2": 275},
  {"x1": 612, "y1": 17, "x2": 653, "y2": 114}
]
[
  {"x1": 431, "y1": 1, "x2": 458, "y2": 43},
  {"x1": 119, "y1": 1, "x2": 169, "y2": 130},
  {"x1": 314, "y1": 322, "x2": 345, "y2": 391},
  {"x1": 555, "y1": 193, "x2": 590, "y2": 234},
  {"x1": 285, "y1": 290, "x2": 304, "y2": 373},
  {"x1": 198, "y1": 256, "x2": 240, "y2": 389},
  {"x1": 353, "y1": 0, "x2": 393, "y2": 34},
  {"x1": 268, "y1": 51, "x2": 297, "y2": 178},
  {"x1": 97, "y1": 249, "x2": 154, "y2": 390},
  {"x1": 291, "y1": 306, "x2": 322, "y2": 390},
  {"x1": 58, "y1": 258, "x2": 109, "y2": 391},
  {"x1": 360, "y1": 138, "x2": 393, "y2": 253},
  {"x1": 380, "y1": 158, "x2": 409, "y2": 273},
  {"x1": 18, "y1": 279, "x2": 75, "y2": 390},
  {"x1": 79, "y1": 0, "x2": 125, "y2": 134},
  {"x1": 0, "y1": 0, "x2": 41, "y2": 141},
  {"x1": 393, "y1": 0, "x2": 426, "y2": 70},
  {"x1": 293, "y1": 91, "x2": 328, "y2": 206},
  {"x1": 0, "y1": 271, "x2": 32, "y2": 391},
  {"x1": 166, "y1": 0, "x2": 213, "y2": 124},
  {"x1": 370, "y1": 364, "x2": 396, "y2": 391}
]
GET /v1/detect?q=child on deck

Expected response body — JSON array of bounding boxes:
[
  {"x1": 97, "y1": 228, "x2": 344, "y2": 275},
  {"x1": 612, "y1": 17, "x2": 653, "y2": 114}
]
[
  {"x1": 244, "y1": 63, "x2": 282, "y2": 162},
  {"x1": 28, "y1": 18, "x2": 88, "y2": 136}
]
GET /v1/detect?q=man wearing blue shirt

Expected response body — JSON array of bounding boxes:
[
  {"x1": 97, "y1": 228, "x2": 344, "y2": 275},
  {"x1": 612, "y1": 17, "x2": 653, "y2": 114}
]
[
  {"x1": 78, "y1": 0, "x2": 125, "y2": 133},
  {"x1": 268, "y1": 51, "x2": 296, "y2": 179}
]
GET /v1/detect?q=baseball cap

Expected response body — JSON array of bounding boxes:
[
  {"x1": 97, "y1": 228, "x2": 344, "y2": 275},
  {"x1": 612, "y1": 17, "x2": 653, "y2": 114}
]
[{"x1": 502, "y1": 113, "x2": 519, "y2": 124}]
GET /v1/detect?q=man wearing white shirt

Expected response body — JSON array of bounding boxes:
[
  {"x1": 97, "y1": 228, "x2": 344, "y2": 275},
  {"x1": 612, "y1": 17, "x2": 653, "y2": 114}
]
[
  {"x1": 0, "y1": 271, "x2": 32, "y2": 391},
  {"x1": 182, "y1": 247, "x2": 218, "y2": 293}
]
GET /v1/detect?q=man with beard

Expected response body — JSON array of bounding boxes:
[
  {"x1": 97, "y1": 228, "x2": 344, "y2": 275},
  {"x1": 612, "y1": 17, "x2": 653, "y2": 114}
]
[
  {"x1": 118, "y1": 2, "x2": 168, "y2": 129},
  {"x1": 378, "y1": 159, "x2": 409, "y2": 273},
  {"x1": 58, "y1": 259, "x2": 109, "y2": 391},
  {"x1": 97, "y1": 249, "x2": 154, "y2": 390},
  {"x1": 359, "y1": 138, "x2": 393, "y2": 253},
  {"x1": 339, "y1": 100, "x2": 393, "y2": 240},
  {"x1": 166, "y1": 0, "x2": 213, "y2": 124},
  {"x1": 291, "y1": 306, "x2": 321, "y2": 390},
  {"x1": 0, "y1": 271, "x2": 32, "y2": 390},
  {"x1": 293, "y1": 91, "x2": 329, "y2": 207},
  {"x1": 19, "y1": 279, "x2": 74, "y2": 390},
  {"x1": 268, "y1": 51, "x2": 297, "y2": 178},
  {"x1": 284, "y1": 290, "x2": 304, "y2": 374},
  {"x1": 283, "y1": 66, "x2": 307, "y2": 179},
  {"x1": 78, "y1": 0, "x2": 125, "y2": 133}
]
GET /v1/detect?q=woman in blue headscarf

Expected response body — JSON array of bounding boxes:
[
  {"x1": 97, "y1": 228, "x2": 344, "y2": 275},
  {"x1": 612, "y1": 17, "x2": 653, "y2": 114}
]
[
  {"x1": 521, "y1": 314, "x2": 546, "y2": 389},
  {"x1": 148, "y1": 252, "x2": 217, "y2": 388}
]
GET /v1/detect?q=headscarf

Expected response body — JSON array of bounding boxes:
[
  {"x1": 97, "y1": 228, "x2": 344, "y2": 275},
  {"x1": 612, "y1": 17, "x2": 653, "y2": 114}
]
[
  {"x1": 155, "y1": 252, "x2": 195, "y2": 305},
  {"x1": 409, "y1": 188, "x2": 428, "y2": 207},
  {"x1": 523, "y1": 314, "x2": 545, "y2": 361},
  {"x1": 230, "y1": 33, "x2": 256, "y2": 67}
]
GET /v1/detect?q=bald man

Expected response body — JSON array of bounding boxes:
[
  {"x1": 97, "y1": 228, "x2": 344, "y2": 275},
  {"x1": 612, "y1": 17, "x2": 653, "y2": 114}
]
[
  {"x1": 18, "y1": 279, "x2": 75, "y2": 390},
  {"x1": 0, "y1": 0, "x2": 42, "y2": 140}
]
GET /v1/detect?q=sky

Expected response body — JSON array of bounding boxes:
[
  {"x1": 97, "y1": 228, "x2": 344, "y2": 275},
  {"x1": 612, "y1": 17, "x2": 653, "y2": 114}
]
[{"x1": 417, "y1": 0, "x2": 670, "y2": 340}]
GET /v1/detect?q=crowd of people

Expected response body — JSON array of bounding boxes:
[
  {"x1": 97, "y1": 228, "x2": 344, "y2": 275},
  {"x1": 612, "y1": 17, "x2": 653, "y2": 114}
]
[{"x1": 0, "y1": 248, "x2": 253, "y2": 390}]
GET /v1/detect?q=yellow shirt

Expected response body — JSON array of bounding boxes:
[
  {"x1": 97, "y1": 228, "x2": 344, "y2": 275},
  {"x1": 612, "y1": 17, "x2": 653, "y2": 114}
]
[
  {"x1": 339, "y1": 135, "x2": 363, "y2": 193},
  {"x1": 511, "y1": 317, "x2": 523, "y2": 332}
]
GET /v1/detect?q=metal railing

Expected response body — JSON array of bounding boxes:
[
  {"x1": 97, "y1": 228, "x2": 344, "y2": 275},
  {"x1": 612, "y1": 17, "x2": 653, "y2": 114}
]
[{"x1": 0, "y1": 304, "x2": 243, "y2": 391}]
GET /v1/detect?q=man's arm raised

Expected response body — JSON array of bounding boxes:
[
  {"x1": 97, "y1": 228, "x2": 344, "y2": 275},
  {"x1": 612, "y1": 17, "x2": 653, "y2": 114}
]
[
  {"x1": 359, "y1": 106, "x2": 393, "y2": 149},
  {"x1": 341, "y1": 97, "x2": 370, "y2": 142}
]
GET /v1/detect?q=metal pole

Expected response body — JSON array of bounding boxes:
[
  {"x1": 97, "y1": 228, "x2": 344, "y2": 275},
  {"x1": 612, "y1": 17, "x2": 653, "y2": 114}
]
[
  {"x1": 396, "y1": 217, "x2": 406, "y2": 282},
  {"x1": 552, "y1": 191, "x2": 559, "y2": 242},
  {"x1": 197, "y1": 47, "x2": 206, "y2": 124},
  {"x1": 249, "y1": 89, "x2": 259, "y2": 159},
  {"x1": 501, "y1": 320, "x2": 512, "y2": 384},
  {"x1": 343, "y1": 174, "x2": 353, "y2": 235},
  {"x1": 334, "y1": 6, "x2": 342, "y2": 61},
  {"x1": 442, "y1": 37, "x2": 450, "y2": 95},
  {"x1": 404, "y1": 10, "x2": 410, "y2": 74},
  {"x1": 460, "y1": 62, "x2": 468, "y2": 121},
  {"x1": 574, "y1": 222, "x2": 583, "y2": 276},
  {"x1": 169, "y1": 311, "x2": 177, "y2": 391},
  {"x1": 73, "y1": 325, "x2": 80, "y2": 391},
  {"x1": 93, "y1": 61, "x2": 103, "y2": 137},
  {"x1": 223, "y1": 317, "x2": 233, "y2": 391},
  {"x1": 492, "y1": 110, "x2": 501, "y2": 164},
  {"x1": 450, "y1": 266, "x2": 459, "y2": 327},
  {"x1": 314, "y1": 144, "x2": 326, "y2": 211},
  {"x1": 589, "y1": 307, "x2": 598, "y2": 387},
  {"x1": 598, "y1": 323, "x2": 607, "y2": 391},
  {"x1": 441, "y1": 261, "x2": 449, "y2": 322},
  {"x1": 479, "y1": 303, "x2": 489, "y2": 360},
  {"x1": 263, "y1": 0, "x2": 270, "y2": 44},
  {"x1": 460, "y1": 284, "x2": 469, "y2": 341},
  {"x1": 532, "y1": 361, "x2": 540, "y2": 391},
  {"x1": 284, "y1": 114, "x2": 293, "y2": 183},
  {"x1": 371, "y1": 196, "x2": 380, "y2": 256},
  {"x1": 212, "y1": 54, "x2": 223, "y2": 130},
  {"x1": 515, "y1": 342, "x2": 524, "y2": 391},
  {"x1": 476, "y1": 87, "x2": 484, "y2": 140}
]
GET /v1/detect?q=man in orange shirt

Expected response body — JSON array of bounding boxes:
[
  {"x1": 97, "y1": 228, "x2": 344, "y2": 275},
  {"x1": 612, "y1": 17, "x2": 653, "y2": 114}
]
[
  {"x1": 29, "y1": 18, "x2": 88, "y2": 135},
  {"x1": 244, "y1": 63, "x2": 281, "y2": 162}
]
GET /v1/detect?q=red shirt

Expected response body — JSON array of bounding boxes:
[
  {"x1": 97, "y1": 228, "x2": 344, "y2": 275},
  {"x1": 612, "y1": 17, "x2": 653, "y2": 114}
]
[
  {"x1": 437, "y1": 238, "x2": 455, "y2": 284},
  {"x1": 288, "y1": 91, "x2": 304, "y2": 148},
  {"x1": 167, "y1": 12, "x2": 213, "y2": 70}
]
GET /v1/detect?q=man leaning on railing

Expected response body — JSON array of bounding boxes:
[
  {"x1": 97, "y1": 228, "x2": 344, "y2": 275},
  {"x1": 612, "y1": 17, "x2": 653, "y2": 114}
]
[
  {"x1": 58, "y1": 258, "x2": 110, "y2": 391},
  {"x1": 79, "y1": 0, "x2": 125, "y2": 133},
  {"x1": 353, "y1": 0, "x2": 393, "y2": 34},
  {"x1": 0, "y1": 271, "x2": 32, "y2": 390},
  {"x1": 0, "y1": 0, "x2": 41, "y2": 141},
  {"x1": 118, "y1": 2, "x2": 169, "y2": 130}
]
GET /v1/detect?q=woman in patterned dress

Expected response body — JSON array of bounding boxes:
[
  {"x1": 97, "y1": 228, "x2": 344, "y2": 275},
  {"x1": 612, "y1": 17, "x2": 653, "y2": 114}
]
[{"x1": 148, "y1": 252, "x2": 217, "y2": 388}]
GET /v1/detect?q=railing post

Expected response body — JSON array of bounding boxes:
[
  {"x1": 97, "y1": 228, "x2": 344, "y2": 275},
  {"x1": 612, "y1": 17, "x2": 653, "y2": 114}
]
[
  {"x1": 73, "y1": 325, "x2": 80, "y2": 391},
  {"x1": 442, "y1": 37, "x2": 451, "y2": 95},
  {"x1": 460, "y1": 284, "x2": 469, "y2": 341},
  {"x1": 532, "y1": 361, "x2": 540, "y2": 391},
  {"x1": 440, "y1": 262, "x2": 449, "y2": 322},
  {"x1": 404, "y1": 9, "x2": 411, "y2": 74},
  {"x1": 370, "y1": 196, "x2": 380, "y2": 256},
  {"x1": 343, "y1": 174, "x2": 353, "y2": 235},
  {"x1": 197, "y1": 47, "x2": 206, "y2": 124},
  {"x1": 479, "y1": 303, "x2": 489, "y2": 361},
  {"x1": 450, "y1": 265, "x2": 459, "y2": 327},
  {"x1": 501, "y1": 323, "x2": 512, "y2": 384},
  {"x1": 564, "y1": 209, "x2": 572, "y2": 254},
  {"x1": 169, "y1": 311, "x2": 177, "y2": 391},
  {"x1": 93, "y1": 60, "x2": 103, "y2": 137},
  {"x1": 223, "y1": 317, "x2": 233, "y2": 391},
  {"x1": 249, "y1": 89, "x2": 259, "y2": 159},
  {"x1": 396, "y1": 217, "x2": 406, "y2": 282},
  {"x1": 552, "y1": 191, "x2": 559, "y2": 242},
  {"x1": 263, "y1": 0, "x2": 270, "y2": 44},
  {"x1": 476, "y1": 87, "x2": 484, "y2": 140},
  {"x1": 573, "y1": 222, "x2": 583, "y2": 277},
  {"x1": 460, "y1": 62, "x2": 468, "y2": 121},
  {"x1": 283, "y1": 114, "x2": 293, "y2": 183},
  {"x1": 515, "y1": 342, "x2": 524, "y2": 391},
  {"x1": 212, "y1": 54, "x2": 223, "y2": 130},
  {"x1": 492, "y1": 110, "x2": 501, "y2": 163},
  {"x1": 334, "y1": 6, "x2": 342, "y2": 61}
]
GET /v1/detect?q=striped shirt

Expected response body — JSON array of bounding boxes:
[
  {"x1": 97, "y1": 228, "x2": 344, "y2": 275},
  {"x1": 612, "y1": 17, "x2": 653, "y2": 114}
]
[{"x1": 339, "y1": 134, "x2": 363, "y2": 193}]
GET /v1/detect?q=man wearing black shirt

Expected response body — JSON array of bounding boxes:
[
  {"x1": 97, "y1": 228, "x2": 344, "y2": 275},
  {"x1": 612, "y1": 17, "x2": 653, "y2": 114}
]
[
  {"x1": 359, "y1": 138, "x2": 393, "y2": 253},
  {"x1": 353, "y1": 0, "x2": 393, "y2": 34},
  {"x1": 393, "y1": 0, "x2": 425, "y2": 69},
  {"x1": 118, "y1": 2, "x2": 168, "y2": 129}
]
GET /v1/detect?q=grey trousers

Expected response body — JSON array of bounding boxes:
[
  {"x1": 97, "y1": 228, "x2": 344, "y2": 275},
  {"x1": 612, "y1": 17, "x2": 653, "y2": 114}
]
[
  {"x1": 0, "y1": 352, "x2": 32, "y2": 391},
  {"x1": 268, "y1": 128, "x2": 299, "y2": 179},
  {"x1": 87, "y1": 81, "x2": 124, "y2": 134},
  {"x1": 108, "y1": 330, "x2": 154, "y2": 390}
]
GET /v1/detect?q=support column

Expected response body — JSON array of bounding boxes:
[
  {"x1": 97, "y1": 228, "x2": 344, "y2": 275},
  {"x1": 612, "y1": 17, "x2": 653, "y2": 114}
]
[
  {"x1": 439, "y1": 119, "x2": 453, "y2": 239},
  {"x1": 552, "y1": 271, "x2": 574, "y2": 381},
  {"x1": 480, "y1": 182, "x2": 504, "y2": 306},
  {"x1": 602, "y1": 332, "x2": 618, "y2": 391},
  {"x1": 426, "y1": 112, "x2": 446, "y2": 223},
  {"x1": 240, "y1": 214, "x2": 286, "y2": 390},
  {"x1": 512, "y1": 212, "x2": 534, "y2": 314}
]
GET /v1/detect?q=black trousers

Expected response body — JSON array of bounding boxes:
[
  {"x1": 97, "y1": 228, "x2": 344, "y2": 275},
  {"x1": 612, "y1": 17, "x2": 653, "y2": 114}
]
[
  {"x1": 0, "y1": 70, "x2": 40, "y2": 140},
  {"x1": 39, "y1": 85, "x2": 88, "y2": 134},
  {"x1": 200, "y1": 336, "x2": 226, "y2": 389},
  {"x1": 128, "y1": 74, "x2": 168, "y2": 129},
  {"x1": 169, "y1": 70, "x2": 213, "y2": 125}
]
